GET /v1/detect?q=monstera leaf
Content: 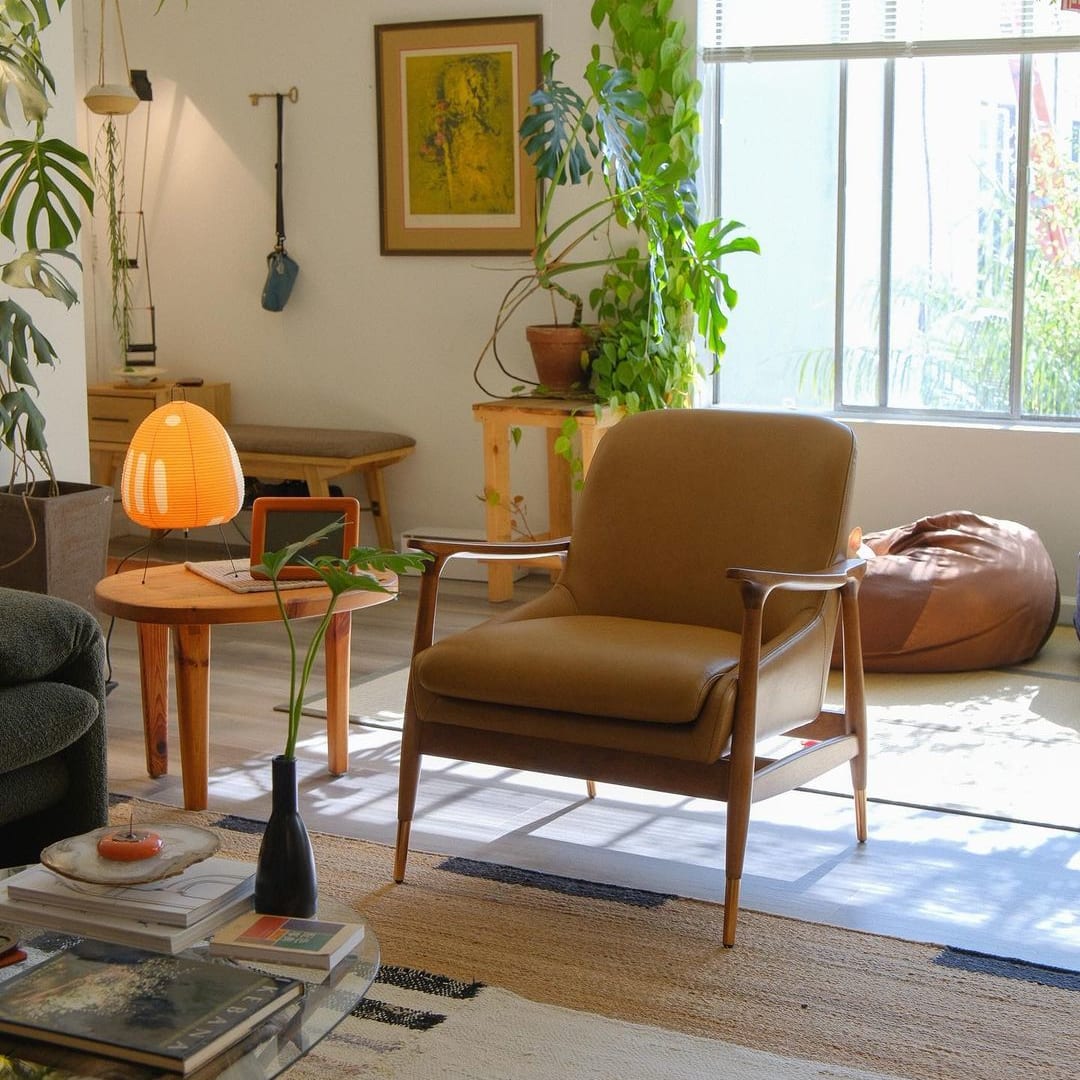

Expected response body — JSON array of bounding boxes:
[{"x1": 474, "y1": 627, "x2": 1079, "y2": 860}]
[
  {"x1": 1, "y1": 248, "x2": 79, "y2": 307},
  {"x1": 0, "y1": 0, "x2": 60, "y2": 126},
  {"x1": 0, "y1": 136, "x2": 93, "y2": 249},
  {"x1": 0, "y1": 298, "x2": 57, "y2": 455}
]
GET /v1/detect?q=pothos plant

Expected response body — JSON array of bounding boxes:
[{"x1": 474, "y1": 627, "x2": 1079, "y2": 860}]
[
  {"x1": 476, "y1": 0, "x2": 758, "y2": 488},
  {"x1": 252, "y1": 521, "x2": 430, "y2": 761},
  {"x1": 0, "y1": 0, "x2": 94, "y2": 495}
]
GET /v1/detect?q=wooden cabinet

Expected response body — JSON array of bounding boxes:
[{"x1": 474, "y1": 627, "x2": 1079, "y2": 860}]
[{"x1": 87, "y1": 382, "x2": 231, "y2": 486}]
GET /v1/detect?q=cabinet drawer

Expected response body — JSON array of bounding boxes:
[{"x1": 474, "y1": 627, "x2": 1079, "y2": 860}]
[{"x1": 87, "y1": 394, "x2": 155, "y2": 443}]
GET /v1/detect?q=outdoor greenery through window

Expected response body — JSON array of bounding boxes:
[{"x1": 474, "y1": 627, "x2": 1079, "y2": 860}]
[{"x1": 698, "y1": 0, "x2": 1080, "y2": 421}]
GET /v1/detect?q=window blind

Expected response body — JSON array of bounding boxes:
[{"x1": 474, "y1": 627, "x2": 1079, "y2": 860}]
[{"x1": 700, "y1": 0, "x2": 1080, "y2": 61}]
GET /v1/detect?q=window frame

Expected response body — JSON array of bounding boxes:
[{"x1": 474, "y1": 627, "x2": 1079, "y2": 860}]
[{"x1": 701, "y1": 16, "x2": 1080, "y2": 425}]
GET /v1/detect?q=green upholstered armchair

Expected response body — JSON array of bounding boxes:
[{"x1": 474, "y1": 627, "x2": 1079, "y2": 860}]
[
  {"x1": 395, "y1": 408, "x2": 868, "y2": 947},
  {"x1": 0, "y1": 587, "x2": 108, "y2": 867}
]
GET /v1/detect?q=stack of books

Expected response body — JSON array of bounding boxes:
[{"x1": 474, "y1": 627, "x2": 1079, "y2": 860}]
[
  {"x1": 209, "y1": 911, "x2": 366, "y2": 970},
  {"x1": 0, "y1": 941, "x2": 303, "y2": 1074},
  {"x1": 0, "y1": 858, "x2": 255, "y2": 953}
]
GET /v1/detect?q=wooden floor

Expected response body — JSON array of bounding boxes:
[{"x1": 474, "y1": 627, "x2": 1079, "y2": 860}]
[{"x1": 101, "y1": 537, "x2": 1080, "y2": 970}]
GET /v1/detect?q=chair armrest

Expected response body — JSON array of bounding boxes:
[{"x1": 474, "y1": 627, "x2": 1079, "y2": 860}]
[
  {"x1": 727, "y1": 557, "x2": 866, "y2": 596},
  {"x1": 406, "y1": 536, "x2": 572, "y2": 655},
  {"x1": 406, "y1": 536, "x2": 571, "y2": 561},
  {"x1": 727, "y1": 557, "x2": 867, "y2": 743}
]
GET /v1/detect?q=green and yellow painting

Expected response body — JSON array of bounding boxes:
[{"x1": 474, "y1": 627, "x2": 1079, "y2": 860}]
[{"x1": 404, "y1": 48, "x2": 517, "y2": 216}]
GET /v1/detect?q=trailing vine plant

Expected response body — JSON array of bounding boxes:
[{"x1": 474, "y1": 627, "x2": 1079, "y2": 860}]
[
  {"x1": 588, "y1": 0, "x2": 725, "y2": 414},
  {"x1": 97, "y1": 114, "x2": 130, "y2": 356},
  {"x1": 476, "y1": 2, "x2": 757, "y2": 484}
]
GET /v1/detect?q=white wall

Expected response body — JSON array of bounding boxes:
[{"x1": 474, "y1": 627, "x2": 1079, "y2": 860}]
[
  {"x1": 60, "y1": 0, "x2": 1078, "y2": 615},
  {"x1": 75, "y1": 0, "x2": 605, "y2": 540}
]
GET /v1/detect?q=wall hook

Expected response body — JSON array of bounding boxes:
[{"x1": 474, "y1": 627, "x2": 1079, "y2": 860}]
[{"x1": 250, "y1": 86, "x2": 299, "y2": 106}]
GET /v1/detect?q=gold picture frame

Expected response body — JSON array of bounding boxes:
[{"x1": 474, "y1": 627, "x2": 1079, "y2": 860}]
[{"x1": 374, "y1": 15, "x2": 542, "y2": 255}]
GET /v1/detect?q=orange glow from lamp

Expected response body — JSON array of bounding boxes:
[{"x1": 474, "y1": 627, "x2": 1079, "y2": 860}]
[{"x1": 121, "y1": 401, "x2": 244, "y2": 529}]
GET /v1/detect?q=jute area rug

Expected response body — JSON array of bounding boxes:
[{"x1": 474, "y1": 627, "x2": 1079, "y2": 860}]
[{"x1": 110, "y1": 800, "x2": 1078, "y2": 1080}]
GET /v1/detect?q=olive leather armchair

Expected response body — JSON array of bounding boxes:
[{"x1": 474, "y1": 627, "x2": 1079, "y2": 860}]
[
  {"x1": 0, "y1": 587, "x2": 108, "y2": 867},
  {"x1": 395, "y1": 408, "x2": 868, "y2": 946}
]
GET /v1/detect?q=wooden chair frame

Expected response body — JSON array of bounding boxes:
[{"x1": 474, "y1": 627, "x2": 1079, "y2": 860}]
[{"x1": 394, "y1": 537, "x2": 867, "y2": 947}]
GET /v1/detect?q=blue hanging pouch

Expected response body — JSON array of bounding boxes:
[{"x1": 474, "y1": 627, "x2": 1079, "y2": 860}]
[
  {"x1": 262, "y1": 248, "x2": 299, "y2": 312},
  {"x1": 260, "y1": 92, "x2": 299, "y2": 312}
]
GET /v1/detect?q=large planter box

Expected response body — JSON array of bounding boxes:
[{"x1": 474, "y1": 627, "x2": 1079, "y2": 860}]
[{"x1": 0, "y1": 482, "x2": 114, "y2": 614}]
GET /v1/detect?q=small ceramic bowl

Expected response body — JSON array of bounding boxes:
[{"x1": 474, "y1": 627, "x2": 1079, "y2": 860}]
[{"x1": 114, "y1": 366, "x2": 167, "y2": 386}]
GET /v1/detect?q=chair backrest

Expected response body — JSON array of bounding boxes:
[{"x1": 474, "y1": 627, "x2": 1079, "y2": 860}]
[{"x1": 560, "y1": 408, "x2": 857, "y2": 637}]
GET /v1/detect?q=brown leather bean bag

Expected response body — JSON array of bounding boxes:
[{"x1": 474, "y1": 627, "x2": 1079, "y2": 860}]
[{"x1": 833, "y1": 511, "x2": 1059, "y2": 673}]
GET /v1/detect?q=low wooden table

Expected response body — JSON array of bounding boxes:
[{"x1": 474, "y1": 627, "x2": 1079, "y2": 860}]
[
  {"x1": 95, "y1": 564, "x2": 397, "y2": 811},
  {"x1": 473, "y1": 398, "x2": 621, "y2": 601}
]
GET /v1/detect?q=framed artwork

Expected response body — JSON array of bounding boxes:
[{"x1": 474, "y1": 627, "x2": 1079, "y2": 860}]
[{"x1": 374, "y1": 15, "x2": 542, "y2": 255}]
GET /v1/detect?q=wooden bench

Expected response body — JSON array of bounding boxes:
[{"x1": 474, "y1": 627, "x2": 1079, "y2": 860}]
[
  {"x1": 228, "y1": 425, "x2": 415, "y2": 550},
  {"x1": 92, "y1": 424, "x2": 415, "y2": 550}
]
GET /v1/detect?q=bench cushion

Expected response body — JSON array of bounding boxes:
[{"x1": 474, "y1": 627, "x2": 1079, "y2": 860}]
[{"x1": 226, "y1": 425, "x2": 414, "y2": 459}]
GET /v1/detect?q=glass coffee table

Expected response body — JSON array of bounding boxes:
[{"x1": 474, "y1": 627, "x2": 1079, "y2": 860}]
[{"x1": 0, "y1": 886, "x2": 380, "y2": 1079}]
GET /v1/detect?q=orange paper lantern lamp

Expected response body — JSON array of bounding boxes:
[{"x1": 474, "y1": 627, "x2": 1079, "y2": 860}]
[{"x1": 121, "y1": 401, "x2": 244, "y2": 529}]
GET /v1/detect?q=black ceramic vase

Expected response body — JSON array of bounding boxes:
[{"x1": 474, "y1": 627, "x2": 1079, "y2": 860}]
[{"x1": 254, "y1": 755, "x2": 318, "y2": 916}]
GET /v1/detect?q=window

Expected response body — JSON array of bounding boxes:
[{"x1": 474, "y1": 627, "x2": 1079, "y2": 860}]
[{"x1": 700, "y1": 0, "x2": 1080, "y2": 421}]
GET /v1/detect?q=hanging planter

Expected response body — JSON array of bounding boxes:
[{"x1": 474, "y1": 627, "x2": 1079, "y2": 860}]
[{"x1": 84, "y1": 0, "x2": 151, "y2": 361}]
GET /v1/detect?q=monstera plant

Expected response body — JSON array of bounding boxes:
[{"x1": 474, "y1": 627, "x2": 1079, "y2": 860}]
[
  {"x1": 474, "y1": 0, "x2": 758, "y2": 484},
  {"x1": 0, "y1": 0, "x2": 110, "y2": 608}
]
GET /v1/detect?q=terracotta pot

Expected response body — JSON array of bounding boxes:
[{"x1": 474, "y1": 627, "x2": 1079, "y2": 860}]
[{"x1": 525, "y1": 324, "x2": 596, "y2": 393}]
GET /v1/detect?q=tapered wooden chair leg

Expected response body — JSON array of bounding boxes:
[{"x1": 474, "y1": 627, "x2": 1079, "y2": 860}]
[
  {"x1": 723, "y1": 878, "x2": 740, "y2": 947},
  {"x1": 396, "y1": 684, "x2": 423, "y2": 884},
  {"x1": 586, "y1": 779, "x2": 597, "y2": 799},
  {"x1": 854, "y1": 788, "x2": 868, "y2": 843},
  {"x1": 393, "y1": 820, "x2": 412, "y2": 883}
]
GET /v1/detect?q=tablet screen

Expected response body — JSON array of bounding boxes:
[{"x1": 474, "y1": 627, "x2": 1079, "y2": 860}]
[{"x1": 249, "y1": 496, "x2": 360, "y2": 579}]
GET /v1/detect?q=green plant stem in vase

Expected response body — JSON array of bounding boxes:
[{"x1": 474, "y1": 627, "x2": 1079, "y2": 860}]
[
  {"x1": 250, "y1": 518, "x2": 429, "y2": 916},
  {"x1": 252, "y1": 520, "x2": 431, "y2": 761}
]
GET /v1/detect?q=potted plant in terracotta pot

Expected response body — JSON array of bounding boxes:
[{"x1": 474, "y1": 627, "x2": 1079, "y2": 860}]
[
  {"x1": 0, "y1": 0, "x2": 114, "y2": 613},
  {"x1": 474, "y1": 0, "x2": 759, "y2": 416}
]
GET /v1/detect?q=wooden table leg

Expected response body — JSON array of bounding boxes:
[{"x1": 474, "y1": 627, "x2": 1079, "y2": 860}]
[
  {"x1": 136, "y1": 622, "x2": 169, "y2": 778},
  {"x1": 579, "y1": 422, "x2": 605, "y2": 477},
  {"x1": 481, "y1": 416, "x2": 514, "y2": 602},
  {"x1": 324, "y1": 610, "x2": 352, "y2": 776},
  {"x1": 545, "y1": 428, "x2": 574, "y2": 582},
  {"x1": 173, "y1": 623, "x2": 211, "y2": 811},
  {"x1": 302, "y1": 465, "x2": 331, "y2": 498}
]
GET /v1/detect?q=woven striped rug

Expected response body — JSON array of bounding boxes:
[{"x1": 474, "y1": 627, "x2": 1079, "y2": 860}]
[{"x1": 107, "y1": 800, "x2": 1078, "y2": 1080}]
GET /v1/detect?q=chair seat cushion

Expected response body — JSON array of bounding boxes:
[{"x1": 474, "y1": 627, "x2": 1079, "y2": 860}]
[
  {"x1": 414, "y1": 616, "x2": 742, "y2": 724},
  {"x1": 0, "y1": 682, "x2": 99, "y2": 772},
  {"x1": 838, "y1": 511, "x2": 1059, "y2": 672}
]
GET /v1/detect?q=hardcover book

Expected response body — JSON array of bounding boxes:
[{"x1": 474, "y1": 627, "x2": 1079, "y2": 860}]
[
  {"x1": 208, "y1": 912, "x2": 366, "y2": 970},
  {"x1": 6, "y1": 858, "x2": 255, "y2": 928},
  {"x1": 0, "y1": 942, "x2": 302, "y2": 1074},
  {"x1": 0, "y1": 881, "x2": 253, "y2": 954}
]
